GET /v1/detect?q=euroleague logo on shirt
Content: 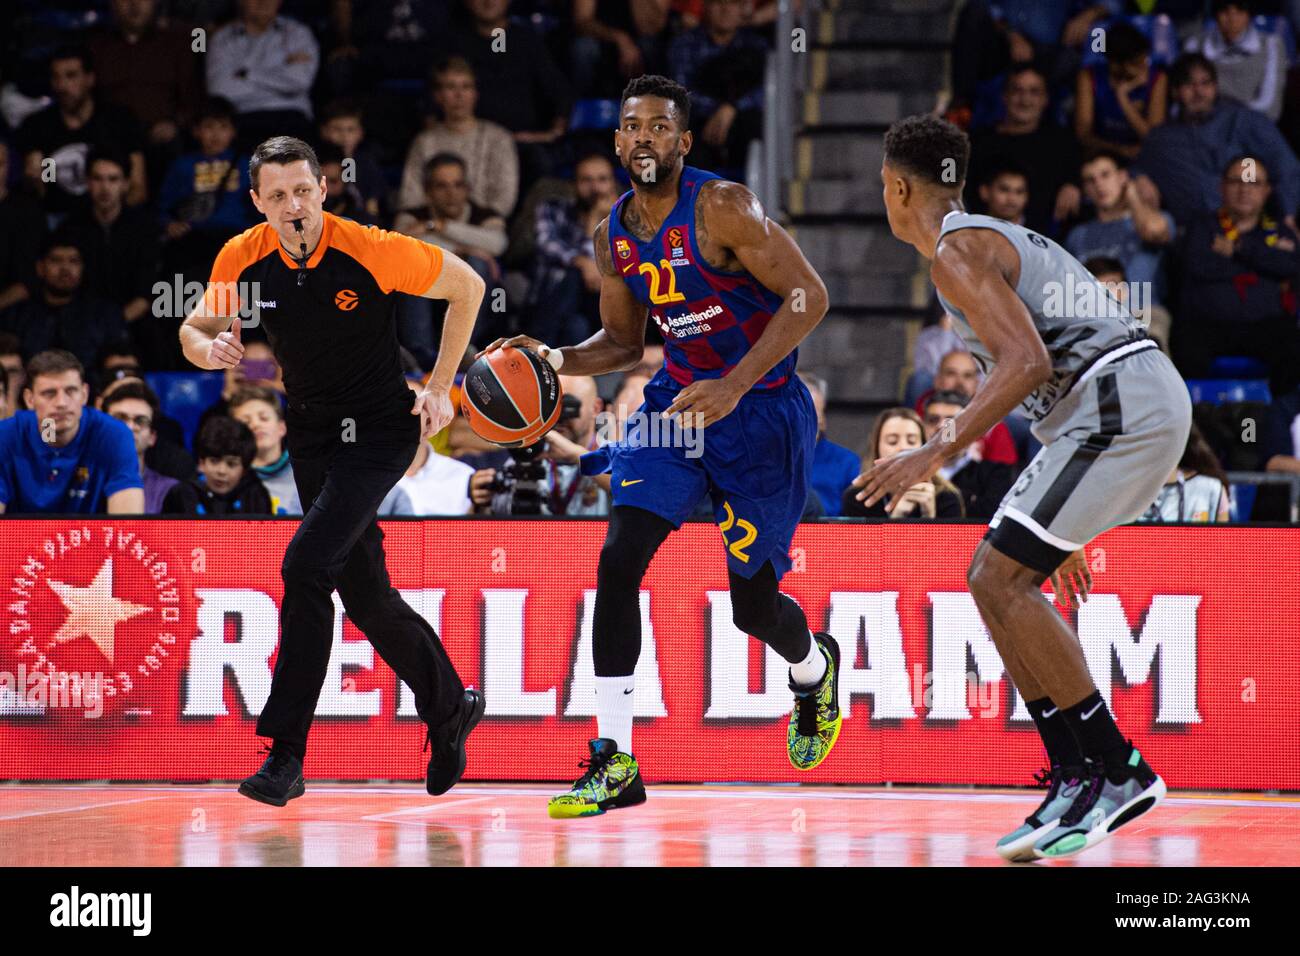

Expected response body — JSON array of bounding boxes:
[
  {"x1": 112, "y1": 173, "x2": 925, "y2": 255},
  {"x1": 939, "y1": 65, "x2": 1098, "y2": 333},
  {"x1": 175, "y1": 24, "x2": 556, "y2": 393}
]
[
  {"x1": 65, "y1": 467, "x2": 92, "y2": 502},
  {"x1": 666, "y1": 227, "x2": 688, "y2": 266},
  {"x1": 334, "y1": 289, "x2": 359, "y2": 311},
  {"x1": 2, "y1": 526, "x2": 197, "y2": 718}
]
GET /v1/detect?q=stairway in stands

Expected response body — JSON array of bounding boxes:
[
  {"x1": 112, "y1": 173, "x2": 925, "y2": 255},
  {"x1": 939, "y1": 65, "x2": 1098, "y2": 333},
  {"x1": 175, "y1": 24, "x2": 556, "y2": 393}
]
[{"x1": 787, "y1": 0, "x2": 958, "y2": 425}]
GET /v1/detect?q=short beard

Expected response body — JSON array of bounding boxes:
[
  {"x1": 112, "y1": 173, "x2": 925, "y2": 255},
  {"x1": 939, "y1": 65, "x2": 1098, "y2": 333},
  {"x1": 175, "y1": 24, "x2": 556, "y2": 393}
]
[{"x1": 625, "y1": 153, "x2": 676, "y2": 191}]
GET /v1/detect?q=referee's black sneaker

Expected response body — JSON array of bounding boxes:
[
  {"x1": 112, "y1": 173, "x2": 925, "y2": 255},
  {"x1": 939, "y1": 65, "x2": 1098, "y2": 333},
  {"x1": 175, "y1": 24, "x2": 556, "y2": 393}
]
[
  {"x1": 238, "y1": 747, "x2": 305, "y2": 807},
  {"x1": 425, "y1": 688, "x2": 485, "y2": 796}
]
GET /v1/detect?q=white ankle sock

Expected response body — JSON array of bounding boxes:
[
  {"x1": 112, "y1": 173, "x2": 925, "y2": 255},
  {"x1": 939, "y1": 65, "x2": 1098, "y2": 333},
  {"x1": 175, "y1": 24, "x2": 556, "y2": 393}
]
[
  {"x1": 789, "y1": 632, "x2": 827, "y2": 687},
  {"x1": 595, "y1": 675, "x2": 635, "y2": 754}
]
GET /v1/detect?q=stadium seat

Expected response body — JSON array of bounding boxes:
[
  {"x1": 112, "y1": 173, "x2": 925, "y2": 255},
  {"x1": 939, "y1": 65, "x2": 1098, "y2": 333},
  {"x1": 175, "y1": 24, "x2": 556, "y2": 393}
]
[
  {"x1": 145, "y1": 371, "x2": 225, "y2": 450},
  {"x1": 569, "y1": 98, "x2": 620, "y2": 132},
  {"x1": 1185, "y1": 378, "x2": 1272, "y2": 405},
  {"x1": 1208, "y1": 356, "x2": 1270, "y2": 379},
  {"x1": 1230, "y1": 483, "x2": 1258, "y2": 522}
]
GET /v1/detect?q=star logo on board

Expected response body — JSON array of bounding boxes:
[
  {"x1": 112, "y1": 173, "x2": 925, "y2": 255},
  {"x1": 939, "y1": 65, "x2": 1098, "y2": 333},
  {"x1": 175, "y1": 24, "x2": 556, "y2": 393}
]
[
  {"x1": 45, "y1": 558, "x2": 151, "y2": 663},
  {"x1": 2, "y1": 526, "x2": 198, "y2": 717}
]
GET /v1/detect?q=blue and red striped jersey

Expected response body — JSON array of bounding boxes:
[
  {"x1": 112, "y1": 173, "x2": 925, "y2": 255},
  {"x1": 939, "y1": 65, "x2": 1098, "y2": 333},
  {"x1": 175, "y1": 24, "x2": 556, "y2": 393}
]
[{"x1": 606, "y1": 165, "x2": 793, "y2": 389}]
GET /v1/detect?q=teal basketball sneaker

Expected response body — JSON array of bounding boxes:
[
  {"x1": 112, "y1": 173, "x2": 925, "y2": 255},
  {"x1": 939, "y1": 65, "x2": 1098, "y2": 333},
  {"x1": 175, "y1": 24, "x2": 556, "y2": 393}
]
[
  {"x1": 996, "y1": 764, "x2": 1087, "y2": 862},
  {"x1": 1033, "y1": 744, "x2": 1166, "y2": 860}
]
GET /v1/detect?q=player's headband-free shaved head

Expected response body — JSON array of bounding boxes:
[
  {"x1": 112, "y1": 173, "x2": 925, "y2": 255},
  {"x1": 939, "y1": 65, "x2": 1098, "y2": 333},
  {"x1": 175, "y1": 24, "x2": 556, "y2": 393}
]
[{"x1": 884, "y1": 114, "x2": 970, "y2": 190}]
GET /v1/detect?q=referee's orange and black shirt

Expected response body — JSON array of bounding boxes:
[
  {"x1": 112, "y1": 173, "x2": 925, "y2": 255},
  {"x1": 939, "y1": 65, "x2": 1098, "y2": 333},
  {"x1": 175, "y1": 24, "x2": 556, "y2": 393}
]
[{"x1": 204, "y1": 212, "x2": 443, "y2": 418}]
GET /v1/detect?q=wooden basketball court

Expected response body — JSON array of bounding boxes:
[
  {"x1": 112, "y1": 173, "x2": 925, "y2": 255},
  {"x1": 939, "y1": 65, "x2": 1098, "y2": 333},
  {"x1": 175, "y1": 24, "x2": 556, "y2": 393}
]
[{"x1": 3, "y1": 783, "x2": 1295, "y2": 867}]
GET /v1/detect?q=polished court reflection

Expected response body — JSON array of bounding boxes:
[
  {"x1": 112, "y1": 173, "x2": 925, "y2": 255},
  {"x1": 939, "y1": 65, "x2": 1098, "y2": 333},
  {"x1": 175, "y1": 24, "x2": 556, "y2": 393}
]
[{"x1": 1, "y1": 784, "x2": 1296, "y2": 867}]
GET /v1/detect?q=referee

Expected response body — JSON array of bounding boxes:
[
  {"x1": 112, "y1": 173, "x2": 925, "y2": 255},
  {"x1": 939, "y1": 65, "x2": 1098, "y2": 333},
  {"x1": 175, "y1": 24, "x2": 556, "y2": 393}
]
[{"x1": 180, "y1": 137, "x2": 486, "y2": 806}]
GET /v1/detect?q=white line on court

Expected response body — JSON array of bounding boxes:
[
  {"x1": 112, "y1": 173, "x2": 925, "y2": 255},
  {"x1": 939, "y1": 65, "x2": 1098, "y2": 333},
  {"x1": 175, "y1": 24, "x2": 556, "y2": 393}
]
[
  {"x1": 360, "y1": 796, "x2": 494, "y2": 823},
  {"x1": 0, "y1": 795, "x2": 166, "y2": 821}
]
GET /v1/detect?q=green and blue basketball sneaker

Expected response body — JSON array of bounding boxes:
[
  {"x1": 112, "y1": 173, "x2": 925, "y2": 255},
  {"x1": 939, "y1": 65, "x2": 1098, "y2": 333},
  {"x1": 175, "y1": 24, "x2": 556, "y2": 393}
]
[
  {"x1": 787, "y1": 633, "x2": 843, "y2": 771},
  {"x1": 996, "y1": 764, "x2": 1087, "y2": 862},
  {"x1": 1033, "y1": 744, "x2": 1166, "y2": 860},
  {"x1": 547, "y1": 738, "x2": 647, "y2": 819}
]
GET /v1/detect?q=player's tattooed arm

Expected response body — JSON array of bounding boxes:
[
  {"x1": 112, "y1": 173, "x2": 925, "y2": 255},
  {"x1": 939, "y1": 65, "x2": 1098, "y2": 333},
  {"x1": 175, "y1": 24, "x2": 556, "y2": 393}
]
[
  {"x1": 926, "y1": 229, "x2": 1052, "y2": 455},
  {"x1": 479, "y1": 216, "x2": 648, "y2": 374},
  {"x1": 594, "y1": 215, "x2": 617, "y2": 275},
  {"x1": 697, "y1": 180, "x2": 829, "y2": 392},
  {"x1": 663, "y1": 183, "x2": 828, "y2": 426}
]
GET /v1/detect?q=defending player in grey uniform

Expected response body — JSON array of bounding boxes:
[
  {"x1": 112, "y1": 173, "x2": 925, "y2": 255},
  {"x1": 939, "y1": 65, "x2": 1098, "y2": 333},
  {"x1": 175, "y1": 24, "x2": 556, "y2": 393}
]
[
  {"x1": 935, "y1": 210, "x2": 1190, "y2": 557},
  {"x1": 859, "y1": 115, "x2": 1190, "y2": 863}
]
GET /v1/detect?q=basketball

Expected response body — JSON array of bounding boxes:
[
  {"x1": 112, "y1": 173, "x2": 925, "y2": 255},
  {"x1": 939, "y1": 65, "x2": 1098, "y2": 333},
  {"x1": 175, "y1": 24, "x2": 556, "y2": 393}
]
[{"x1": 461, "y1": 345, "x2": 564, "y2": 447}]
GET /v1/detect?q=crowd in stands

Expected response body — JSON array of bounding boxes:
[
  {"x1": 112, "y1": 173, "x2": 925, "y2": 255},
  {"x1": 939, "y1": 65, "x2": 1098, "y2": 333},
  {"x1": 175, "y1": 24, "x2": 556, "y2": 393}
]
[
  {"x1": 0, "y1": 0, "x2": 1295, "y2": 526},
  {"x1": 926, "y1": 0, "x2": 1300, "y2": 524},
  {"x1": 0, "y1": 0, "x2": 776, "y2": 517}
]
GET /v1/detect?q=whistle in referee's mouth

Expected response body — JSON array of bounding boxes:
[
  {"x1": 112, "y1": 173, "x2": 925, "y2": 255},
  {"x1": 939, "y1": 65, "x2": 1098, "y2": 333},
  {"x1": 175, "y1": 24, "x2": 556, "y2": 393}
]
[{"x1": 291, "y1": 218, "x2": 307, "y2": 286}]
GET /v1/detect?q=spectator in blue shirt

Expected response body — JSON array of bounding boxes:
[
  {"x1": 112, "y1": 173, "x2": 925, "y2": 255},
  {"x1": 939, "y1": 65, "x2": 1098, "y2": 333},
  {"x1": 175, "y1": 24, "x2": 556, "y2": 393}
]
[
  {"x1": 799, "y1": 373, "x2": 859, "y2": 517},
  {"x1": 1067, "y1": 150, "x2": 1174, "y2": 305},
  {"x1": 1132, "y1": 52, "x2": 1300, "y2": 229},
  {"x1": 0, "y1": 349, "x2": 142, "y2": 514},
  {"x1": 158, "y1": 97, "x2": 253, "y2": 335},
  {"x1": 158, "y1": 97, "x2": 252, "y2": 250},
  {"x1": 669, "y1": 0, "x2": 768, "y2": 172},
  {"x1": 1074, "y1": 19, "x2": 1167, "y2": 160}
]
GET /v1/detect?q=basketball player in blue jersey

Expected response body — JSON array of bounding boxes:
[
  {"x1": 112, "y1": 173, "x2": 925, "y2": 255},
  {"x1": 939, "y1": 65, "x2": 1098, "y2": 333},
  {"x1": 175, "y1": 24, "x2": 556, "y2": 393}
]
[
  {"x1": 482, "y1": 75, "x2": 841, "y2": 817},
  {"x1": 859, "y1": 115, "x2": 1190, "y2": 860}
]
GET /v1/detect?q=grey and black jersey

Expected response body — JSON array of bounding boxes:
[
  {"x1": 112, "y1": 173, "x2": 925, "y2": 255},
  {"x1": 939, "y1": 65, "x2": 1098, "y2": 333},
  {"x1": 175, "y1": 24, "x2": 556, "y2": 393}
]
[
  {"x1": 931, "y1": 211, "x2": 1191, "y2": 573},
  {"x1": 933, "y1": 211, "x2": 1154, "y2": 422}
]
